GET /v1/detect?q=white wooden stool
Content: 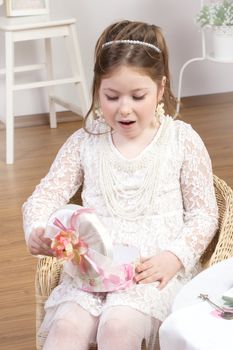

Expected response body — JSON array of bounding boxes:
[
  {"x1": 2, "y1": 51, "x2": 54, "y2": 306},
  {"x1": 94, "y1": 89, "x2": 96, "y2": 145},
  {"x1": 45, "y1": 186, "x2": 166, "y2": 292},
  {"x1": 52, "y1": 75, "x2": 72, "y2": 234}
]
[{"x1": 0, "y1": 15, "x2": 90, "y2": 164}]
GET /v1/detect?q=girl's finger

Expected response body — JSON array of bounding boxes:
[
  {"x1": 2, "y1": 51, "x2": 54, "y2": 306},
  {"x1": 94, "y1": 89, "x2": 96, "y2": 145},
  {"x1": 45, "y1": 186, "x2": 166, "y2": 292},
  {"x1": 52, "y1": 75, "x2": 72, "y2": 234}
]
[
  {"x1": 29, "y1": 244, "x2": 53, "y2": 256},
  {"x1": 42, "y1": 237, "x2": 52, "y2": 246},
  {"x1": 31, "y1": 236, "x2": 50, "y2": 251},
  {"x1": 138, "y1": 273, "x2": 162, "y2": 284},
  {"x1": 136, "y1": 259, "x2": 153, "y2": 273},
  {"x1": 36, "y1": 230, "x2": 52, "y2": 247},
  {"x1": 156, "y1": 278, "x2": 167, "y2": 290},
  {"x1": 135, "y1": 268, "x2": 162, "y2": 283}
]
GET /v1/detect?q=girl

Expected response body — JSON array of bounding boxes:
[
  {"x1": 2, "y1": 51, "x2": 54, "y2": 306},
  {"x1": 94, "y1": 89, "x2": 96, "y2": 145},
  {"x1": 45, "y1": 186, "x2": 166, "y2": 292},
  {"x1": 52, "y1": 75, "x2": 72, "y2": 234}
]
[{"x1": 23, "y1": 20, "x2": 218, "y2": 350}]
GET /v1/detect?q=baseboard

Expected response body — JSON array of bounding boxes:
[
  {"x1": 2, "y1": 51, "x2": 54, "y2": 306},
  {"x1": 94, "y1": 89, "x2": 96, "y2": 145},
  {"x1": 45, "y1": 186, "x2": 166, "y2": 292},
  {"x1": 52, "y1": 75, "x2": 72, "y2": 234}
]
[
  {"x1": 0, "y1": 110, "x2": 83, "y2": 129},
  {"x1": 181, "y1": 91, "x2": 233, "y2": 108}
]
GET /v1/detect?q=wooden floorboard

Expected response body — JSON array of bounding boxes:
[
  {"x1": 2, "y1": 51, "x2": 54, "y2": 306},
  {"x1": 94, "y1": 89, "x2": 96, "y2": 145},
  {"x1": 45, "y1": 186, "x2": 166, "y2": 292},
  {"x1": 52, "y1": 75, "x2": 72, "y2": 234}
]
[
  {"x1": 180, "y1": 101, "x2": 233, "y2": 188},
  {"x1": 0, "y1": 101, "x2": 232, "y2": 349}
]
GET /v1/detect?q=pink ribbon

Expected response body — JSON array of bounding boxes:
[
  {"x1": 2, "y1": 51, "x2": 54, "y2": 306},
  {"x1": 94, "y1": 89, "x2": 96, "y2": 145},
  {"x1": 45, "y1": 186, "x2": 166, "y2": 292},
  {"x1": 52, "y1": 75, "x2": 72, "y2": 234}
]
[
  {"x1": 53, "y1": 208, "x2": 94, "y2": 232},
  {"x1": 53, "y1": 208, "x2": 135, "y2": 291}
]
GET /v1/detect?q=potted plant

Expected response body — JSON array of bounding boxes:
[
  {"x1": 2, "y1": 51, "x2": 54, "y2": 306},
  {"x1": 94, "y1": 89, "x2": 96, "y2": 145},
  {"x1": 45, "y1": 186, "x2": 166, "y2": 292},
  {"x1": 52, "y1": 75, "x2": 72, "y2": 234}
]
[{"x1": 196, "y1": 0, "x2": 233, "y2": 60}]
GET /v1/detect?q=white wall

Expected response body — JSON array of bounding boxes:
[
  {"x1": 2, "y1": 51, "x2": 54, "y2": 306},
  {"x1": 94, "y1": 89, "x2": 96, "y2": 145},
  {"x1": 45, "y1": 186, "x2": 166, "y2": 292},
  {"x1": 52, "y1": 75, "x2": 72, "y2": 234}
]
[{"x1": 0, "y1": 0, "x2": 232, "y2": 118}]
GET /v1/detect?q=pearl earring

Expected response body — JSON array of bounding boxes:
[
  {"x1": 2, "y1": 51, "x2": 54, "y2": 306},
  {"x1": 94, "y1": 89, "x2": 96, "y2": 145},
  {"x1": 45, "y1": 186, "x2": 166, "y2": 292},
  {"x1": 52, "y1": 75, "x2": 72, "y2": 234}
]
[{"x1": 155, "y1": 103, "x2": 165, "y2": 120}]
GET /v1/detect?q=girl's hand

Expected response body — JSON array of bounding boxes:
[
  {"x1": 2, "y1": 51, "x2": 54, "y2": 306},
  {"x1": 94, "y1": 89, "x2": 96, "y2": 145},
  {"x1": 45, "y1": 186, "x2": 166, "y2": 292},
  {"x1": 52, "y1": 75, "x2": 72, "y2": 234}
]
[
  {"x1": 134, "y1": 251, "x2": 183, "y2": 290},
  {"x1": 27, "y1": 227, "x2": 53, "y2": 256}
]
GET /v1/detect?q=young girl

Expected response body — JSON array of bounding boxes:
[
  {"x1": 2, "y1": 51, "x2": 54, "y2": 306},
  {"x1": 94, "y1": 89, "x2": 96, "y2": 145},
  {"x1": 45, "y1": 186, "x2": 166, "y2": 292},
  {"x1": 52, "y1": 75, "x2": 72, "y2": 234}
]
[{"x1": 23, "y1": 20, "x2": 218, "y2": 350}]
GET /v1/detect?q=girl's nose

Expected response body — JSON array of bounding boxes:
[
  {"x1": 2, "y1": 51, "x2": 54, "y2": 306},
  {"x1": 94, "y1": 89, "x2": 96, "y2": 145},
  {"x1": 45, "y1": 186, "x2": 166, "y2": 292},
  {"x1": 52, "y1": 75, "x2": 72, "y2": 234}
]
[
  {"x1": 119, "y1": 100, "x2": 132, "y2": 117},
  {"x1": 120, "y1": 109, "x2": 131, "y2": 117}
]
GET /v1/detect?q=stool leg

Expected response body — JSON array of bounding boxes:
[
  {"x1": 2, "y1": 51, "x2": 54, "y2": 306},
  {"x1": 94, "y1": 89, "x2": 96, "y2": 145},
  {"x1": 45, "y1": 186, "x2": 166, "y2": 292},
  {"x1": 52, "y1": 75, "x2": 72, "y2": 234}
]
[
  {"x1": 45, "y1": 38, "x2": 57, "y2": 128},
  {"x1": 69, "y1": 23, "x2": 90, "y2": 117},
  {"x1": 5, "y1": 31, "x2": 14, "y2": 164}
]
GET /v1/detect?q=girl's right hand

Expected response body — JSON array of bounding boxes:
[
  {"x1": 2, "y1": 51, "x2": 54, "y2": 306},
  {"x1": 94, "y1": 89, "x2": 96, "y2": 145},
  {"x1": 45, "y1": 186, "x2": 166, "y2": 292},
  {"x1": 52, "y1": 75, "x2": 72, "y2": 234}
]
[{"x1": 27, "y1": 227, "x2": 54, "y2": 256}]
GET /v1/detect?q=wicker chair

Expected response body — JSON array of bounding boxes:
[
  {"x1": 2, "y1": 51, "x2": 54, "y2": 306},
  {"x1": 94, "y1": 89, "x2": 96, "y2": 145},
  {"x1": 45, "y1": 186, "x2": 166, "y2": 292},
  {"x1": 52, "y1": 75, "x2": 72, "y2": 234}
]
[{"x1": 35, "y1": 175, "x2": 233, "y2": 350}]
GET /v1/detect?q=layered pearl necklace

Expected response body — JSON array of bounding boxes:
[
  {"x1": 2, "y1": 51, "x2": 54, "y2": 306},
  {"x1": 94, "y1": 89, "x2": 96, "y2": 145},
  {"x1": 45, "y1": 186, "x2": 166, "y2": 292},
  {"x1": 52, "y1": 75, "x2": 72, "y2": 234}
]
[{"x1": 99, "y1": 116, "x2": 173, "y2": 220}]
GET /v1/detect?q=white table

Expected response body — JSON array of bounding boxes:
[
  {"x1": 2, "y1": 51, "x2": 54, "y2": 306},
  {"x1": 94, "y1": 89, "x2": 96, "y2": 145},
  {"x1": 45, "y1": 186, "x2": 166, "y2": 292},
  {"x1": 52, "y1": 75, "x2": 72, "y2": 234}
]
[{"x1": 159, "y1": 258, "x2": 233, "y2": 350}]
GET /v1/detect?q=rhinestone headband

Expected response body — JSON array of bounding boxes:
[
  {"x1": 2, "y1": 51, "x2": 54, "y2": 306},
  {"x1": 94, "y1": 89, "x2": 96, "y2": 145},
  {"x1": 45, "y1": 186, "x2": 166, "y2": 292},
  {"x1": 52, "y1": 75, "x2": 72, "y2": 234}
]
[{"x1": 102, "y1": 40, "x2": 161, "y2": 53}]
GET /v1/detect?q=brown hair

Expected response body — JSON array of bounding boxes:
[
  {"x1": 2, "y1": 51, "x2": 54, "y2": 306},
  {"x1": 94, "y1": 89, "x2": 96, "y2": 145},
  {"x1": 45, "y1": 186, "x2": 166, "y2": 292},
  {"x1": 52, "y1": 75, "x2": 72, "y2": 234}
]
[{"x1": 84, "y1": 20, "x2": 176, "y2": 131}]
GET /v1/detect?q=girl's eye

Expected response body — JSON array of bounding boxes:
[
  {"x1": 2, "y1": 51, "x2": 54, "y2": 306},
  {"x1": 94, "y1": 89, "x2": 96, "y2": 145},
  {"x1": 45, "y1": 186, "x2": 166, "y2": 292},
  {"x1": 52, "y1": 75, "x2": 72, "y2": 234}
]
[
  {"x1": 105, "y1": 95, "x2": 118, "y2": 101},
  {"x1": 133, "y1": 95, "x2": 145, "y2": 101}
]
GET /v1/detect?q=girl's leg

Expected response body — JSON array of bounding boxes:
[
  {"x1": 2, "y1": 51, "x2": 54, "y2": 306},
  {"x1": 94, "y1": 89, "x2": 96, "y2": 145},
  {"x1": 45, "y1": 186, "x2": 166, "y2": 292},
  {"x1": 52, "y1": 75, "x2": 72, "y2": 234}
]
[
  {"x1": 43, "y1": 302, "x2": 99, "y2": 350},
  {"x1": 97, "y1": 306, "x2": 160, "y2": 350}
]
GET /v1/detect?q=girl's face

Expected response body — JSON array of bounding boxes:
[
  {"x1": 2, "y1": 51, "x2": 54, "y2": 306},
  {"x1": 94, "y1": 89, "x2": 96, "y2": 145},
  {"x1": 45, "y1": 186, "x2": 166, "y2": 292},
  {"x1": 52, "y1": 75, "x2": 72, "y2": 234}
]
[{"x1": 98, "y1": 65, "x2": 165, "y2": 140}]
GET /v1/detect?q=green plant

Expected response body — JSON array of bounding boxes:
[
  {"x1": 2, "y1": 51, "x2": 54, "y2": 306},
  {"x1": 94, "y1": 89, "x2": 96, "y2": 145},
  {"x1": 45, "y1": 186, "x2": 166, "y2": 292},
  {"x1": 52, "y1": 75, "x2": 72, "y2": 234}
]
[{"x1": 196, "y1": 0, "x2": 233, "y2": 27}]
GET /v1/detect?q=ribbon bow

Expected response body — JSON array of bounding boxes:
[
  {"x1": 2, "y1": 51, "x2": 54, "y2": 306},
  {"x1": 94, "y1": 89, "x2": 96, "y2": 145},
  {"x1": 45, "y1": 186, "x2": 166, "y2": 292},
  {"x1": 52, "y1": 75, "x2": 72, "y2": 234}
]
[{"x1": 50, "y1": 207, "x2": 135, "y2": 292}]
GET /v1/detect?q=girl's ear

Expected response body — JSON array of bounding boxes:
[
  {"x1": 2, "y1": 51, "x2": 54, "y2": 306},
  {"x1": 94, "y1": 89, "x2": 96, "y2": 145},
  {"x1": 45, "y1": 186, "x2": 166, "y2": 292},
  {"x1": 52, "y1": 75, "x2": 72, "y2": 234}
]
[{"x1": 158, "y1": 76, "x2": 166, "y2": 102}]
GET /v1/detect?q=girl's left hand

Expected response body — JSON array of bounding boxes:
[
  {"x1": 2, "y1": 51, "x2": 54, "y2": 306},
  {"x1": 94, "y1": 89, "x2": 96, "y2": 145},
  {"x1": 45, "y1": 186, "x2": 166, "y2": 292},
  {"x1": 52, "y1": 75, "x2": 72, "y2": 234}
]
[{"x1": 134, "y1": 251, "x2": 183, "y2": 290}]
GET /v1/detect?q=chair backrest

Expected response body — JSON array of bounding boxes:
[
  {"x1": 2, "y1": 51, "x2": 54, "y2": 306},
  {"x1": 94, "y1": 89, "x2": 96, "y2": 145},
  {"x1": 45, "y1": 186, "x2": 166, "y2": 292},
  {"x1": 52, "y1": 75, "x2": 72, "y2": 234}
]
[{"x1": 200, "y1": 175, "x2": 233, "y2": 267}]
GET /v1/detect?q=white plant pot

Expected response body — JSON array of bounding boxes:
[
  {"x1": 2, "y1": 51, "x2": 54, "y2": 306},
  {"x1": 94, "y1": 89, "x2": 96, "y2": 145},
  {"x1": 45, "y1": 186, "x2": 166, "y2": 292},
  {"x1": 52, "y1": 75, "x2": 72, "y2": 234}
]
[{"x1": 212, "y1": 26, "x2": 233, "y2": 61}]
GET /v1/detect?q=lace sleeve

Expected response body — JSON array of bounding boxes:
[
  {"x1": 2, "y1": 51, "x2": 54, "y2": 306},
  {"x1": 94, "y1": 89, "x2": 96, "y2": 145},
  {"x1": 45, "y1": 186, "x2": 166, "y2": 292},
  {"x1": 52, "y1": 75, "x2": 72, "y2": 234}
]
[
  {"x1": 167, "y1": 124, "x2": 218, "y2": 273},
  {"x1": 22, "y1": 130, "x2": 85, "y2": 243}
]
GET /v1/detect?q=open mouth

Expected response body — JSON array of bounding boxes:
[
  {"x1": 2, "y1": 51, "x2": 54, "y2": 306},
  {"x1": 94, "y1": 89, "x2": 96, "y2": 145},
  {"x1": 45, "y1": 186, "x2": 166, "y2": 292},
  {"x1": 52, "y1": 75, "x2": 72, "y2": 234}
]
[{"x1": 119, "y1": 121, "x2": 135, "y2": 125}]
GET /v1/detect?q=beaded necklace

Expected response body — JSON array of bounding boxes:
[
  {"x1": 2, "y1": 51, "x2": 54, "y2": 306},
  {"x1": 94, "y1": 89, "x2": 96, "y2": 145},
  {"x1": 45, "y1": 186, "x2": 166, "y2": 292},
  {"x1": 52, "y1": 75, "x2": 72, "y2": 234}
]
[{"x1": 99, "y1": 116, "x2": 173, "y2": 220}]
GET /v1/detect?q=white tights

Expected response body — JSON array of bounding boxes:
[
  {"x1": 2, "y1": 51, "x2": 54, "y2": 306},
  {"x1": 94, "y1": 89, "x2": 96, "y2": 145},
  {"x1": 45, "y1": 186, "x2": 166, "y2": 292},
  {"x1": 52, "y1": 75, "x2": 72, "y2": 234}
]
[{"x1": 43, "y1": 303, "x2": 159, "y2": 350}]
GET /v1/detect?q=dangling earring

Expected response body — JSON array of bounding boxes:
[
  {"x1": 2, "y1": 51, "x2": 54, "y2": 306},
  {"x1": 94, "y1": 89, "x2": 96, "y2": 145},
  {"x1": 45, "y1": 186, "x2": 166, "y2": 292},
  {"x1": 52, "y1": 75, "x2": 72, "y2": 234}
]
[
  {"x1": 155, "y1": 102, "x2": 165, "y2": 120},
  {"x1": 94, "y1": 106, "x2": 106, "y2": 123},
  {"x1": 92, "y1": 106, "x2": 111, "y2": 133}
]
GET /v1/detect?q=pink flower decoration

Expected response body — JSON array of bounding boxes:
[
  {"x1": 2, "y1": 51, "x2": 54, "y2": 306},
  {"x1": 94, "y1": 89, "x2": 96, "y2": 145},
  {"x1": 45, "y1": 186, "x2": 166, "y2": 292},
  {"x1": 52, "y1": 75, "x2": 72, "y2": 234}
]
[{"x1": 51, "y1": 230, "x2": 78, "y2": 260}]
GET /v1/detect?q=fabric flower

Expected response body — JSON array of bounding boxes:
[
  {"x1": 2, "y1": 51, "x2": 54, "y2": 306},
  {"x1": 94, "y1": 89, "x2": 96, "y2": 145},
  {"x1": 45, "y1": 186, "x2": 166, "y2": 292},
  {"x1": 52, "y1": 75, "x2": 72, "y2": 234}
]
[{"x1": 51, "y1": 230, "x2": 78, "y2": 260}]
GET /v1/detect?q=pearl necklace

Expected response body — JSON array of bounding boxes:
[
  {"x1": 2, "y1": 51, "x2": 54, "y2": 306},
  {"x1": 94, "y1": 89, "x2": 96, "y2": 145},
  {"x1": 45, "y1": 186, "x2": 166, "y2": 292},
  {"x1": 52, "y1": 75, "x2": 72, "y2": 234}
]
[{"x1": 99, "y1": 116, "x2": 173, "y2": 220}]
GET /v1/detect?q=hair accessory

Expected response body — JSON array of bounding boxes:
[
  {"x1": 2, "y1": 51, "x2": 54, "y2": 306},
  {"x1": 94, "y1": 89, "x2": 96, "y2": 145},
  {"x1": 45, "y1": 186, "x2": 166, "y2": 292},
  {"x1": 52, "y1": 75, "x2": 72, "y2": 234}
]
[
  {"x1": 155, "y1": 102, "x2": 165, "y2": 119},
  {"x1": 102, "y1": 40, "x2": 161, "y2": 53}
]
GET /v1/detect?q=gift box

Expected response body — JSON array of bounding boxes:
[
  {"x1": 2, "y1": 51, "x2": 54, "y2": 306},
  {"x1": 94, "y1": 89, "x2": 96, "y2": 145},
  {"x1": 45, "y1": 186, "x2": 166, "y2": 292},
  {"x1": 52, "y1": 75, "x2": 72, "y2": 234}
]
[{"x1": 45, "y1": 204, "x2": 140, "y2": 292}]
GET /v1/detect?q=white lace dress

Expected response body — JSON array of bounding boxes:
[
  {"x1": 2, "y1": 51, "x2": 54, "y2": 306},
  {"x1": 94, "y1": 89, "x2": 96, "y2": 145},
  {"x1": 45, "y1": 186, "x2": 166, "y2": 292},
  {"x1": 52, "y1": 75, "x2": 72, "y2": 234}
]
[{"x1": 22, "y1": 115, "x2": 218, "y2": 340}]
